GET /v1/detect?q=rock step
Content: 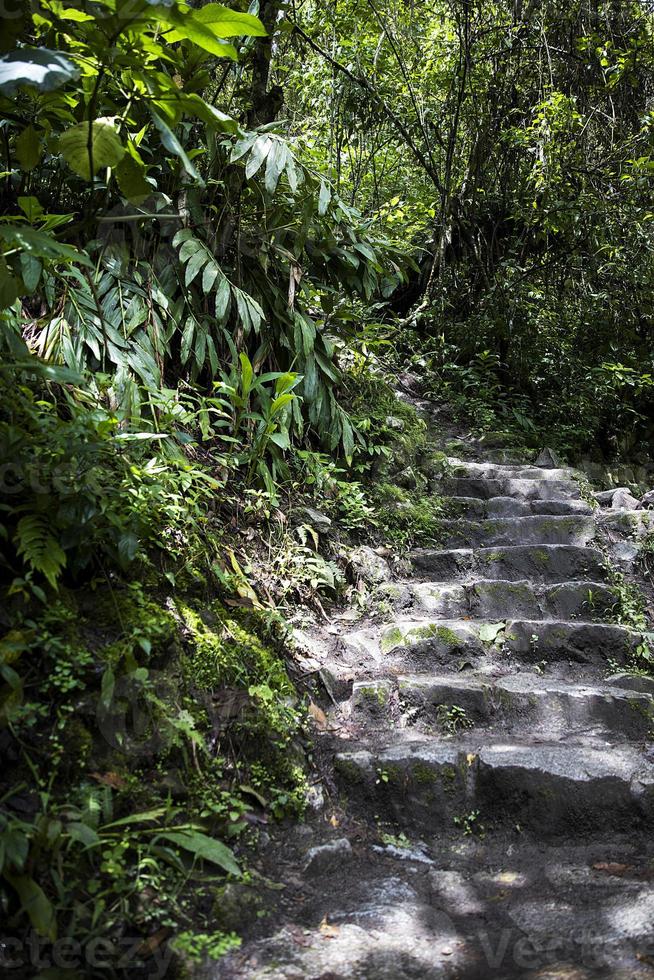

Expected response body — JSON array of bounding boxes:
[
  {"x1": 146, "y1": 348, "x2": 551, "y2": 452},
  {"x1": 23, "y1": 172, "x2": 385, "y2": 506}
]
[
  {"x1": 412, "y1": 544, "x2": 607, "y2": 583},
  {"x1": 341, "y1": 617, "x2": 639, "y2": 671},
  {"x1": 351, "y1": 673, "x2": 653, "y2": 740},
  {"x1": 371, "y1": 618, "x2": 640, "y2": 666},
  {"x1": 447, "y1": 494, "x2": 592, "y2": 517},
  {"x1": 335, "y1": 739, "x2": 654, "y2": 836},
  {"x1": 395, "y1": 578, "x2": 617, "y2": 621},
  {"x1": 440, "y1": 476, "x2": 581, "y2": 501},
  {"x1": 439, "y1": 515, "x2": 596, "y2": 548},
  {"x1": 446, "y1": 457, "x2": 574, "y2": 481}
]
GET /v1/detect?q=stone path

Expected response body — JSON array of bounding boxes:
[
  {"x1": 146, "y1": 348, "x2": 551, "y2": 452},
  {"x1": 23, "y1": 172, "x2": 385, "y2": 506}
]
[{"x1": 213, "y1": 435, "x2": 654, "y2": 980}]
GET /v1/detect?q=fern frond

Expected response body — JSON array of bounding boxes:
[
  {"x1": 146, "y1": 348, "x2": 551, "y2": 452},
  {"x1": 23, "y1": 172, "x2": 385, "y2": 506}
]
[{"x1": 14, "y1": 515, "x2": 66, "y2": 589}]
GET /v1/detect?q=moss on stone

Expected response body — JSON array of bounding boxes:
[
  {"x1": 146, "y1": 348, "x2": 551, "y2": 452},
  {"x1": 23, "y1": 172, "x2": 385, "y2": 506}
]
[{"x1": 381, "y1": 625, "x2": 406, "y2": 654}]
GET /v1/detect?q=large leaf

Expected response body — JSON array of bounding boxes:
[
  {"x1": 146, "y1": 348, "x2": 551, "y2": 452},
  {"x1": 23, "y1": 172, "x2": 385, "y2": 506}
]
[
  {"x1": 190, "y1": 4, "x2": 267, "y2": 37},
  {"x1": 59, "y1": 118, "x2": 125, "y2": 180},
  {"x1": 159, "y1": 829, "x2": 240, "y2": 876},
  {"x1": 150, "y1": 111, "x2": 202, "y2": 182},
  {"x1": 0, "y1": 226, "x2": 91, "y2": 266},
  {"x1": 4, "y1": 872, "x2": 57, "y2": 940},
  {"x1": 154, "y1": 5, "x2": 266, "y2": 59},
  {"x1": 15, "y1": 125, "x2": 42, "y2": 171},
  {"x1": 0, "y1": 48, "x2": 79, "y2": 95},
  {"x1": 115, "y1": 152, "x2": 151, "y2": 203},
  {"x1": 176, "y1": 93, "x2": 239, "y2": 133}
]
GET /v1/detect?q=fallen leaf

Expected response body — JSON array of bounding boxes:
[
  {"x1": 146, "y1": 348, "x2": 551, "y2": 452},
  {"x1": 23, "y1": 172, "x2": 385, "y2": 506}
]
[
  {"x1": 308, "y1": 701, "x2": 328, "y2": 730},
  {"x1": 329, "y1": 814, "x2": 340, "y2": 828},
  {"x1": 319, "y1": 916, "x2": 340, "y2": 939}
]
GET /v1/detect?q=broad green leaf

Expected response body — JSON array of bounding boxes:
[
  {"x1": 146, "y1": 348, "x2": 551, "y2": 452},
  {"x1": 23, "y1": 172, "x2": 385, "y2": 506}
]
[
  {"x1": 202, "y1": 260, "x2": 219, "y2": 294},
  {"x1": 115, "y1": 152, "x2": 151, "y2": 203},
  {"x1": 150, "y1": 111, "x2": 202, "y2": 182},
  {"x1": 100, "y1": 668, "x2": 114, "y2": 710},
  {"x1": 176, "y1": 93, "x2": 239, "y2": 133},
  {"x1": 59, "y1": 119, "x2": 125, "y2": 180},
  {"x1": 185, "y1": 247, "x2": 208, "y2": 286},
  {"x1": 215, "y1": 277, "x2": 230, "y2": 319},
  {"x1": 0, "y1": 226, "x2": 91, "y2": 265},
  {"x1": 19, "y1": 253, "x2": 42, "y2": 293},
  {"x1": 190, "y1": 4, "x2": 267, "y2": 37},
  {"x1": 0, "y1": 257, "x2": 18, "y2": 309},
  {"x1": 239, "y1": 352, "x2": 254, "y2": 398},
  {"x1": 341, "y1": 413, "x2": 354, "y2": 462},
  {"x1": 154, "y1": 7, "x2": 239, "y2": 59},
  {"x1": 159, "y1": 829, "x2": 240, "y2": 876},
  {"x1": 5, "y1": 873, "x2": 57, "y2": 940},
  {"x1": 66, "y1": 822, "x2": 100, "y2": 848},
  {"x1": 15, "y1": 125, "x2": 41, "y2": 171},
  {"x1": 0, "y1": 48, "x2": 79, "y2": 95}
]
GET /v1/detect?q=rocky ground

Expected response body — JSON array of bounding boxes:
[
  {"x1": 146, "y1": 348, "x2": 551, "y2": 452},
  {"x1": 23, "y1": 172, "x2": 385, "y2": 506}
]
[{"x1": 206, "y1": 402, "x2": 654, "y2": 980}]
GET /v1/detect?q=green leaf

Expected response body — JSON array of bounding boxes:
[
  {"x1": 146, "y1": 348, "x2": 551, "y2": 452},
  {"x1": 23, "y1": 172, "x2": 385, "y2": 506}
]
[
  {"x1": 159, "y1": 829, "x2": 240, "y2": 876},
  {"x1": 215, "y1": 277, "x2": 230, "y2": 319},
  {"x1": 100, "y1": 668, "x2": 114, "y2": 710},
  {"x1": 4, "y1": 873, "x2": 57, "y2": 940},
  {"x1": 150, "y1": 111, "x2": 202, "y2": 182},
  {"x1": 190, "y1": 4, "x2": 267, "y2": 37},
  {"x1": 15, "y1": 125, "x2": 42, "y2": 171},
  {"x1": 478, "y1": 622, "x2": 505, "y2": 645},
  {"x1": 318, "y1": 180, "x2": 331, "y2": 216},
  {"x1": 59, "y1": 118, "x2": 125, "y2": 180},
  {"x1": 155, "y1": 7, "x2": 240, "y2": 59},
  {"x1": 0, "y1": 256, "x2": 19, "y2": 310},
  {"x1": 115, "y1": 153, "x2": 151, "y2": 204},
  {"x1": 0, "y1": 48, "x2": 79, "y2": 96},
  {"x1": 176, "y1": 93, "x2": 239, "y2": 133},
  {"x1": 0, "y1": 226, "x2": 91, "y2": 266},
  {"x1": 239, "y1": 352, "x2": 254, "y2": 399},
  {"x1": 66, "y1": 822, "x2": 100, "y2": 848},
  {"x1": 19, "y1": 253, "x2": 42, "y2": 293}
]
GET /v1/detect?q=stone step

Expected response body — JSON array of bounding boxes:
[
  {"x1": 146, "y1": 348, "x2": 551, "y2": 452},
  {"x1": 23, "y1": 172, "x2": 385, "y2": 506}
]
[
  {"x1": 335, "y1": 739, "x2": 654, "y2": 836},
  {"x1": 440, "y1": 476, "x2": 580, "y2": 501},
  {"x1": 342, "y1": 617, "x2": 639, "y2": 670},
  {"x1": 350, "y1": 673, "x2": 653, "y2": 740},
  {"x1": 447, "y1": 495, "x2": 592, "y2": 518},
  {"x1": 446, "y1": 457, "x2": 574, "y2": 481},
  {"x1": 406, "y1": 579, "x2": 617, "y2": 620},
  {"x1": 439, "y1": 515, "x2": 596, "y2": 548},
  {"x1": 412, "y1": 544, "x2": 607, "y2": 583},
  {"x1": 507, "y1": 619, "x2": 640, "y2": 664}
]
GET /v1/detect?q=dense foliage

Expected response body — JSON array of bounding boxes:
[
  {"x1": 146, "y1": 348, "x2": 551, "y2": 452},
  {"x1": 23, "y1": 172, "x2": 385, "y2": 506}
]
[{"x1": 2, "y1": 0, "x2": 654, "y2": 973}]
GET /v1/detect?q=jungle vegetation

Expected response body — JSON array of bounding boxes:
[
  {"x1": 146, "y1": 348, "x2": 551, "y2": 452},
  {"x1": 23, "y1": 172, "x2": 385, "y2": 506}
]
[{"x1": 1, "y1": 0, "x2": 653, "y2": 974}]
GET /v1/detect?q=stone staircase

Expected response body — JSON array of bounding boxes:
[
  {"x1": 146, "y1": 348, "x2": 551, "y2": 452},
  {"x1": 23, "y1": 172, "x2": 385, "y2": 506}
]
[
  {"x1": 336, "y1": 456, "x2": 654, "y2": 841},
  {"x1": 214, "y1": 450, "x2": 654, "y2": 980}
]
